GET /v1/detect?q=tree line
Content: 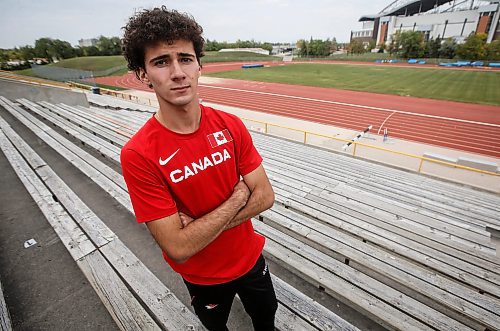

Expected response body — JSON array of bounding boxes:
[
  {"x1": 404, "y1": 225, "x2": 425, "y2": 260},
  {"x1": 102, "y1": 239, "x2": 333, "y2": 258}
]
[
  {"x1": 2, "y1": 32, "x2": 498, "y2": 71},
  {"x1": 296, "y1": 38, "x2": 340, "y2": 57},
  {"x1": 0, "y1": 36, "x2": 122, "y2": 70},
  {"x1": 205, "y1": 39, "x2": 274, "y2": 52},
  {"x1": 348, "y1": 31, "x2": 500, "y2": 61}
]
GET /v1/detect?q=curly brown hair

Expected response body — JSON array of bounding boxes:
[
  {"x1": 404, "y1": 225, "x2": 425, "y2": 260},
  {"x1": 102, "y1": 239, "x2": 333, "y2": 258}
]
[{"x1": 122, "y1": 6, "x2": 205, "y2": 78}]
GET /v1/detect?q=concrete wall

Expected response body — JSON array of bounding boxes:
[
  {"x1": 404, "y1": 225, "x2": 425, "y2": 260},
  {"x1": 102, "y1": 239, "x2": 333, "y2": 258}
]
[
  {"x1": 384, "y1": 10, "x2": 480, "y2": 43},
  {"x1": 0, "y1": 78, "x2": 88, "y2": 107}
]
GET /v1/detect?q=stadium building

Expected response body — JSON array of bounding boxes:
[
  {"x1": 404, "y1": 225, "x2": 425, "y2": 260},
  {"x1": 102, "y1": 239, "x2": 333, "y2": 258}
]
[{"x1": 351, "y1": 0, "x2": 500, "y2": 45}]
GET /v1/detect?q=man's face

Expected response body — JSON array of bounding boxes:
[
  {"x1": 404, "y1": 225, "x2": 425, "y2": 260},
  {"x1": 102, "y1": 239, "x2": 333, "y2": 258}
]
[{"x1": 140, "y1": 40, "x2": 201, "y2": 108}]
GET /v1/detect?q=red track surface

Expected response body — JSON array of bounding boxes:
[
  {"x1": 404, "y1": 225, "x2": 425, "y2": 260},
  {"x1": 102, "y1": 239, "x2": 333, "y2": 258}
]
[{"x1": 95, "y1": 62, "x2": 500, "y2": 158}]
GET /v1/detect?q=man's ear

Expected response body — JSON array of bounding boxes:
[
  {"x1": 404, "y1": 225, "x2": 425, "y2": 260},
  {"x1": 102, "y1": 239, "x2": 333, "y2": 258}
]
[{"x1": 139, "y1": 68, "x2": 152, "y2": 88}]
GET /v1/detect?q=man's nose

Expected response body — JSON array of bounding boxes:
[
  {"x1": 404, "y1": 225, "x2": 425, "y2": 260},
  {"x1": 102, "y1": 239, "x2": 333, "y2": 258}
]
[{"x1": 170, "y1": 60, "x2": 186, "y2": 80}]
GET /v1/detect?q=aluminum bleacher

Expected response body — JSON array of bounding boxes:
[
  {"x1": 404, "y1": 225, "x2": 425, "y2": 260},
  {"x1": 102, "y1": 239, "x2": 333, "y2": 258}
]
[{"x1": 1, "y1": 94, "x2": 499, "y2": 330}]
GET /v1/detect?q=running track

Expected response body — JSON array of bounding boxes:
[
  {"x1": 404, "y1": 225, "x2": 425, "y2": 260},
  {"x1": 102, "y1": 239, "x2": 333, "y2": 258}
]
[{"x1": 95, "y1": 62, "x2": 500, "y2": 158}]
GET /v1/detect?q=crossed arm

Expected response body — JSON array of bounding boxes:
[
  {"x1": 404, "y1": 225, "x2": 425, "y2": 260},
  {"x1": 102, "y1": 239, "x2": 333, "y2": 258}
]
[{"x1": 146, "y1": 164, "x2": 274, "y2": 264}]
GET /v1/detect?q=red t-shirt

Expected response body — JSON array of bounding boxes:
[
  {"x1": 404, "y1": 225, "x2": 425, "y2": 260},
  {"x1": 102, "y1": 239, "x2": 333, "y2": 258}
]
[{"x1": 120, "y1": 104, "x2": 265, "y2": 285}]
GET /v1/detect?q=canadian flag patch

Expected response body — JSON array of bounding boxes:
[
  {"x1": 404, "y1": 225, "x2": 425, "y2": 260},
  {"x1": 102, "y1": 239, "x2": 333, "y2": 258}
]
[{"x1": 207, "y1": 129, "x2": 233, "y2": 148}]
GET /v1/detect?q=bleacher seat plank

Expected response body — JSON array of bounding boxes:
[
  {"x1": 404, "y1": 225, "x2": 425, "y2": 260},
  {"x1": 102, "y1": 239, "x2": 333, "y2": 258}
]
[
  {"x1": 327, "y1": 183, "x2": 492, "y2": 243},
  {"x1": 274, "y1": 306, "x2": 318, "y2": 331},
  {"x1": 57, "y1": 103, "x2": 134, "y2": 137},
  {"x1": 272, "y1": 276, "x2": 360, "y2": 331},
  {"x1": 77, "y1": 251, "x2": 161, "y2": 331},
  {"x1": 266, "y1": 163, "x2": 499, "y2": 265},
  {"x1": 87, "y1": 93, "x2": 156, "y2": 113},
  {"x1": 265, "y1": 158, "x2": 498, "y2": 259},
  {"x1": 0, "y1": 278, "x2": 13, "y2": 331},
  {"x1": 255, "y1": 222, "x2": 472, "y2": 331},
  {"x1": 25, "y1": 99, "x2": 124, "y2": 151},
  {"x1": 254, "y1": 135, "x2": 500, "y2": 219},
  {"x1": 99, "y1": 239, "x2": 205, "y2": 330},
  {"x1": 256, "y1": 141, "x2": 499, "y2": 226},
  {"x1": 18, "y1": 99, "x2": 121, "y2": 161},
  {"x1": 0, "y1": 97, "x2": 131, "y2": 211},
  {"x1": 49, "y1": 102, "x2": 131, "y2": 145},
  {"x1": 0, "y1": 129, "x2": 95, "y2": 260},
  {"x1": 76, "y1": 105, "x2": 139, "y2": 137},
  {"x1": 270, "y1": 185, "x2": 500, "y2": 296},
  {"x1": 266, "y1": 164, "x2": 492, "y2": 251},
  {"x1": 45, "y1": 102, "x2": 130, "y2": 146},
  {"x1": 263, "y1": 205, "x2": 500, "y2": 330},
  {"x1": 1, "y1": 119, "x2": 116, "y2": 248}
]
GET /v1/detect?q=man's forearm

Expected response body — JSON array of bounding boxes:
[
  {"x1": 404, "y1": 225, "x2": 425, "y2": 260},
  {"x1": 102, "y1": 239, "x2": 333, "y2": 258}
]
[
  {"x1": 224, "y1": 184, "x2": 274, "y2": 230},
  {"x1": 148, "y1": 181, "x2": 249, "y2": 263}
]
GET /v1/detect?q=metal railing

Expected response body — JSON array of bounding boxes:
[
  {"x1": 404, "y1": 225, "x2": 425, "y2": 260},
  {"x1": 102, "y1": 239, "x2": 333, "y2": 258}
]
[{"x1": 241, "y1": 117, "x2": 499, "y2": 177}]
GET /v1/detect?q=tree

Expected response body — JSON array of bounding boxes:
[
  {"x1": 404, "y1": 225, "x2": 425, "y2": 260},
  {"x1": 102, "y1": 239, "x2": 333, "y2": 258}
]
[
  {"x1": 0, "y1": 49, "x2": 9, "y2": 68},
  {"x1": 296, "y1": 38, "x2": 335, "y2": 57},
  {"x1": 387, "y1": 31, "x2": 401, "y2": 56},
  {"x1": 348, "y1": 40, "x2": 365, "y2": 54},
  {"x1": 399, "y1": 31, "x2": 425, "y2": 58},
  {"x1": 19, "y1": 45, "x2": 36, "y2": 61},
  {"x1": 82, "y1": 46, "x2": 100, "y2": 56},
  {"x1": 426, "y1": 36, "x2": 441, "y2": 58},
  {"x1": 52, "y1": 39, "x2": 75, "y2": 59},
  {"x1": 330, "y1": 37, "x2": 338, "y2": 53},
  {"x1": 367, "y1": 39, "x2": 376, "y2": 52},
  {"x1": 439, "y1": 38, "x2": 457, "y2": 59},
  {"x1": 97, "y1": 36, "x2": 122, "y2": 56},
  {"x1": 456, "y1": 32, "x2": 487, "y2": 60},
  {"x1": 34, "y1": 38, "x2": 56, "y2": 60},
  {"x1": 486, "y1": 40, "x2": 500, "y2": 61},
  {"x1": 297, "y1": 39, "x2": 308, "y2": 57}
]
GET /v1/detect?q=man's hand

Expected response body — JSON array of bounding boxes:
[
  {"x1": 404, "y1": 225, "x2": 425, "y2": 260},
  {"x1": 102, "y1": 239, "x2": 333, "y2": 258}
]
[
  {"x1": 232, "y1": 180, "x2": 251, "y2": 208},
  {"x1": 224, "y1": 165, "x2": 274, "y2": 231},
  {"x1": 179, "y1": 212, "x2": 194, "y2": 228}
]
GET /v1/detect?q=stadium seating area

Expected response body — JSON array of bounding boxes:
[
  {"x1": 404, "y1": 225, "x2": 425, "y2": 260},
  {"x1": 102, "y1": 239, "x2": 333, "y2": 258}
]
[{"x1": 1, "y1": 85, "x2": 500, "y2": 330}]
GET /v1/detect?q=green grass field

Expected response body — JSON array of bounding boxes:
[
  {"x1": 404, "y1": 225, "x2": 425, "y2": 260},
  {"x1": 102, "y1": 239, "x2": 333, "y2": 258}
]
[
  {"x1": 207, "y1": 63, "x2": 500, "y2": 106},
  {"x1": 49, "y1": 56, "x2": 127, "y2": 71},
  {"x1": 202, "y1": 51, "x2": 281, "y2": 63}
]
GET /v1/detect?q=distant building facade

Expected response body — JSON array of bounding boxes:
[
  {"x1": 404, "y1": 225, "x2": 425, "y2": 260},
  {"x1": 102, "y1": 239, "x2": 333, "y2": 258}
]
[
  {"x1": 271, "y1": 44, "x2": 297, "y2": 55},
  {"x1": 78, "y1": 38, "x2": 98, "y2": 47},
  {"x1": 351, "y1": 0, "x2": 500, "y2": 45}
]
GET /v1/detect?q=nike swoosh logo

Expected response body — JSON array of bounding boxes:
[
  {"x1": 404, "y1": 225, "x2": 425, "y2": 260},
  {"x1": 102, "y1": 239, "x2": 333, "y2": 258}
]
[{"x1": 159, "y1": 148, "x2": 180, "y2": 166}]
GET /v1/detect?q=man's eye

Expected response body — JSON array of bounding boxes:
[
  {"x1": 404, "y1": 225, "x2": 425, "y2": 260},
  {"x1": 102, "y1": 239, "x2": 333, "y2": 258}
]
[
  {"x1": 181, "y1": 57, "x2": 193, "y2": 63},
  {"x1": 155, "y1": 59, "x2": 167, "y2": 66}
]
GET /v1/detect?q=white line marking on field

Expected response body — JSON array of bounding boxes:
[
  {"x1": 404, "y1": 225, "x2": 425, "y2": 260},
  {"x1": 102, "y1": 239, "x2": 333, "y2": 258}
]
[{"x1": 378, "y1": 111, "x2": 397, "y2": 134}]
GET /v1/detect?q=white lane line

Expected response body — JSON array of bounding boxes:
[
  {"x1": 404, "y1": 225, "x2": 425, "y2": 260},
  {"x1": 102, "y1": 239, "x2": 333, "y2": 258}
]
[
  {"x1": 198, "y1": 84, "x2": 500, "y2": 128},
  {"x1": 377, "y1": 111, "x2": 397, "y2": 134}
]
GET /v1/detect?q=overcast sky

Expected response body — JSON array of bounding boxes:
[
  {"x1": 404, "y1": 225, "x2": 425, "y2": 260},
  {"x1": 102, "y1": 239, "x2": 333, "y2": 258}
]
[{"x1": 0, "y1": 0, "x2": 391, "y2": 49}]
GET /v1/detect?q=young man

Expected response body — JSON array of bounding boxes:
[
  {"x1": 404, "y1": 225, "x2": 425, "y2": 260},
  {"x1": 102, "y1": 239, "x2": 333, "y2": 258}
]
[{"x1": 120, "y1": 7, "x2": 278, "y2": 330}]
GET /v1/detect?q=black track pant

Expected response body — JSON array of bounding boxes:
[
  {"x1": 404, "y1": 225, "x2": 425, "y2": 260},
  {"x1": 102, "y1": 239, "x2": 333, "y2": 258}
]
[{"x1": 183, "y1": 254, "x2": 278, "y2": 331}]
